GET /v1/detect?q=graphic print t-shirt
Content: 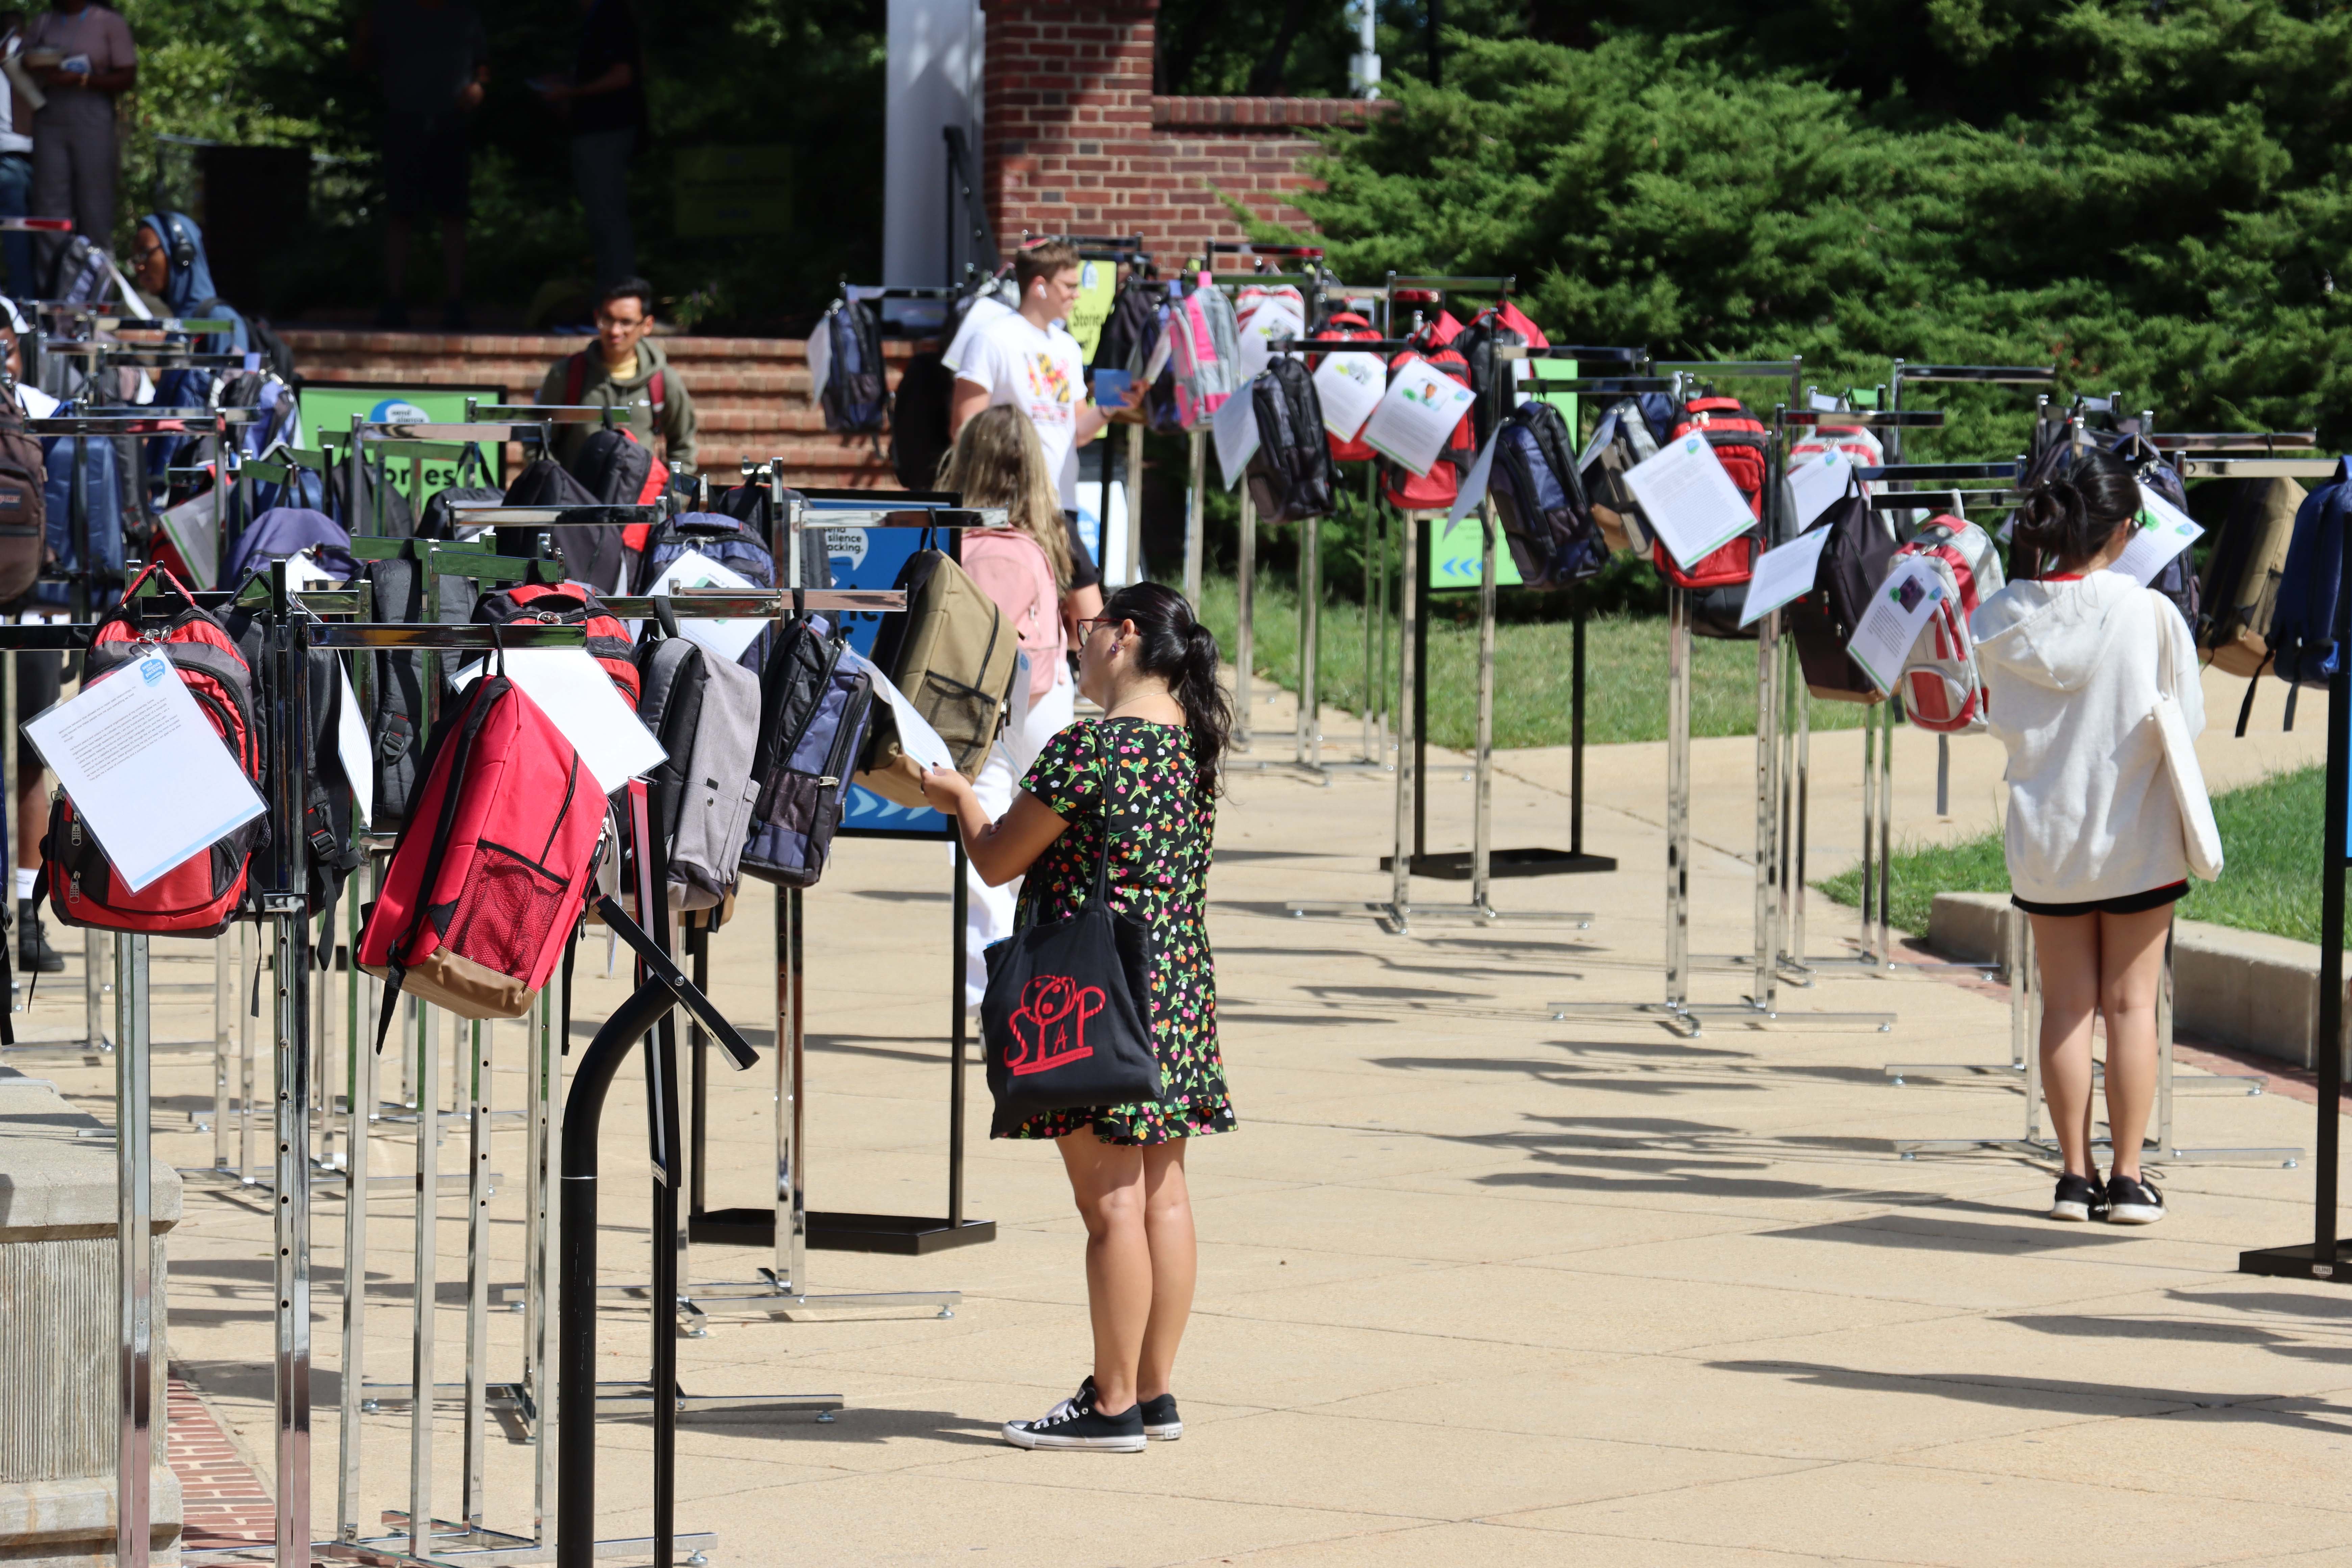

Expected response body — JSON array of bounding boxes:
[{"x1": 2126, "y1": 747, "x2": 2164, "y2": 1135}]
[{"x1": 956, "y1": 313, "x2": 1089, "y2": 507}]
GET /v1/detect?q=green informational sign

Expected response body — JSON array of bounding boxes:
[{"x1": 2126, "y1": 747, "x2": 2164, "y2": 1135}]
[
  {"x1": 1429, "y1": 507, "x2": 1524, "y2": 591},
  {"x1": 297, "y1": 382, "x2": 508, "y2": 508},
  {"x1": 1428, "y1": 358, "x2": 1577, "y2": 591}
]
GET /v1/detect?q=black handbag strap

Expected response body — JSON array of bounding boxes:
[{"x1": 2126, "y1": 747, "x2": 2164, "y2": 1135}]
[{"x1": 1086, "y1": 722, "x2": 1122, "y2": 907}]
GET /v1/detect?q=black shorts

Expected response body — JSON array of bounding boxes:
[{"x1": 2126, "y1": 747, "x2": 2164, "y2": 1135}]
[
  {"x1": 383, "y1": 111, "x2": 471, "y2": 220},
  {"x1": 2011, "y1": 882, "x2": 2187, "y2": 918},
  {"x1": 15, "y1": 646, "x2": 58, "y2": 745}
]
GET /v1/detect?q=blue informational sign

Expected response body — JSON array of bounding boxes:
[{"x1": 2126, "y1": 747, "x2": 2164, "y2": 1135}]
[{"x1": 823, "y1": 515, "x2": 955, "y2": 840}]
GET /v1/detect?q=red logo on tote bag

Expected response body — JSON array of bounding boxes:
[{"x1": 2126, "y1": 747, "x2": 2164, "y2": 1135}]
[{"x1": 1007, "y1": 975, "x2": 1106, "y2": 1075}]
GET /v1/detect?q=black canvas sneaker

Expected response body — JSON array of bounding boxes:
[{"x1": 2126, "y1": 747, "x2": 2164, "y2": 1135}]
[
  {"x1": 1139, "y1": 1392, "x2": 1182, "y2": 1441},
  {"x1": 2106, "y1": 1171, "x2": 2166, "y2": 1225},
  {"x1": 1002, "y1": 1379, "x2": 1146, "y2": 1452},
  {"x1": 2049, "y1": 1170, "x2": 2107, "y2": 1222}
]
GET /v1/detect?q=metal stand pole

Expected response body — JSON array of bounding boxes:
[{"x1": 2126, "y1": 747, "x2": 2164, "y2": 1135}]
[
  {"x1": 1183, "y1": 429, "x2": 1204, "y2": 609},
  {"x1": 1298, "y1": 509, "x2": 1319, "y2": 771},
  {"x1": 1124, "y1": 422, "x2": 1144, "y2": 586},
  {"x1": 116, "y1": 932, "x2": 152, "y2": 1568},
  {"x1": 1234, "y1": 484, "x2": 1254, "y2": 750}
]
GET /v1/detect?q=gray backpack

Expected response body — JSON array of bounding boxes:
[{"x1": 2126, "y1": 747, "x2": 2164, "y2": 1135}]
[
  {"x1": 635, "y1": 609, "x2": 763, "y2": 910},
  {"x1": 669, "y1": 653, "x2": 761, "y2": 909}
]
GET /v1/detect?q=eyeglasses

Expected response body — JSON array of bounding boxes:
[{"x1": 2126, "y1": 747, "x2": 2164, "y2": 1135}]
[{"x1": 1075, "y1": 617, "x2": 1116, "y2": 642}]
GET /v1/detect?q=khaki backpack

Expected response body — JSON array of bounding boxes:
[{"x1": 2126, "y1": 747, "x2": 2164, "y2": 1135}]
[
  {"x1": 2201, "y1": 476, "x2": 2305, "y2": 678},
  {"x1": 856, "y1": 546, "x2": 1019, "y2": 809}
]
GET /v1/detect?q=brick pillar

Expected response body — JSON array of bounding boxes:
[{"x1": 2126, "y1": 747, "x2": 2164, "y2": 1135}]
[{"x1": 980, "y1": 0, "x2": 1160, "y2": 251}]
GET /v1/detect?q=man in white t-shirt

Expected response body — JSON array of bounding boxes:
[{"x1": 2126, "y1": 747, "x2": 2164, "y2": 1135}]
[{"x1": 949, "y1": 239, "x2": 1136, "y2": 507}]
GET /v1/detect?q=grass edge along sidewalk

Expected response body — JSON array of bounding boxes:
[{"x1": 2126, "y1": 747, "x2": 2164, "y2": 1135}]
[
  {"x1": 1816, "y1": 764, "x2": 2323, "y2": 945},
  {"x1": 1196, "y1": 575, "x2": 1872, "y2": 750}
]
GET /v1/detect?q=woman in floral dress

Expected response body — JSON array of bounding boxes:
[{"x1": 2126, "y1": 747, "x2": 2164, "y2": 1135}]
[{"x1": 922, "y1": 580, "x2": 1233, "y2": 1453}]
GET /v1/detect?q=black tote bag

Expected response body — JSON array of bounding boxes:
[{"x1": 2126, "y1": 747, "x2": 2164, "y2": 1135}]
[{"x1": 982, "y1": 727, "x2": 1165, "y2": 1127}]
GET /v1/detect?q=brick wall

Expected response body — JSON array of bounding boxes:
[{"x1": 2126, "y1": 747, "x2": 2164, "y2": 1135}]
[
  {"x1": 981, "y1": 0, "x2": 1382, "y2": 256},
  {"x1": 281, "y1": 330, "x2": 905, "y2": 488}
]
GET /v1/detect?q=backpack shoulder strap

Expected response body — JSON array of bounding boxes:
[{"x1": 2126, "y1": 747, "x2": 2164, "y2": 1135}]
[{"x1": 648, "y1": 369, "x2": 665, "y2": 417}]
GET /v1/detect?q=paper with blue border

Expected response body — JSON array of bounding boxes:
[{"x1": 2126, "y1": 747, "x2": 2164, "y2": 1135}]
[{"x1": 25, "y1": 652, "x2": 266, "y2": 894}]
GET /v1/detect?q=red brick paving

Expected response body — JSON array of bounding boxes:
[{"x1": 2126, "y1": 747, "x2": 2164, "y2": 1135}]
[{"x1": 168, "y1": 1376, "x2": 278, "y2": 1553}]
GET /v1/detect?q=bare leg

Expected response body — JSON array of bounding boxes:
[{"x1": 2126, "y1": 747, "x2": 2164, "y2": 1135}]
[
  {"x1": 385, "y1": 216, "x2": 412, "y2": 301},
  {"x1": 1057, "y1": 1128, "x2": 1149, "y2": 1413},
  {"x1": 439, "y1": 216, "x2": 466, "y2": 305},
  {"x1": 2030, "y1": 911, "x2": 2102, "y2": 1178},
  {"x1": 16, "y1": 763, "x2": 41, "y2": 872},
  {"x1": 2097, "y1": 905, "x2": 2173, "y2": 1180},
  {"x1": 1136, "y1": 1139, "x2": 1195, "y2": 1403}
]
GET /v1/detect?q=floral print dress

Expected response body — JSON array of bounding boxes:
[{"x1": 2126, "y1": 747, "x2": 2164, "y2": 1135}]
[{"x1": 998, "y1": 717, "x2": 1234, "y2": 1145}]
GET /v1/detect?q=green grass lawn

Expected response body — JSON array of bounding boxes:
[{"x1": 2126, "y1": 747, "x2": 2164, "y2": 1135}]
[
  {"x1": 1817, "y1": 766, "x2": 2325, "y2": 943},
  {"x1": 1195, "y1": 576, "x2": 1871, "y2": 750}
]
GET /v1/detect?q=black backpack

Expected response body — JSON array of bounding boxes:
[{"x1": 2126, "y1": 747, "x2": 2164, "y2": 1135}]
[
  {"x1": 360, "y1": 546, "x2": 484, "y2": 831},
  {"x1": 417, "y1": 443, "x2": 504, "y2": 540},
  {"x1": 1489, "y1": 400, "x2": 1605, "y2": 589},
  {"x1": 888, "y1": 351, "x2": 956, "y2": 490},
  {"x1": 223, "y1": 606, "x2": 364, "y2": 937},
  {"x1": 1455, "y1": 303, "x2": 1536, "y2": 449},
  {"x1": 818, "y1": 298, "x2": 889, "y2": 436},
  {"x1": 325, "y1": 454, "x2": 418, "y2": 539},
  {"x1": 566, "y1": 425, "x2": 659, "y2": 505},
  {"x1": 1091, "y1": 278, "x2": 1161, "y2": 377},
  {"x1": 1786, "y1": 485, "x2": 1897, "y2": 702},
  {"x1": 502, "y1": 456, "x2": 628, "y2": 592},
  {"x1": 1243, "y1": 357, "x2": 1335, "y2": 524}
]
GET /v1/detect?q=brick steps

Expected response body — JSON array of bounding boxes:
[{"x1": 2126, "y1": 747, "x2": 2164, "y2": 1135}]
[{"x1": 279, "y1": 329, "x2": 902, "y2": 487}]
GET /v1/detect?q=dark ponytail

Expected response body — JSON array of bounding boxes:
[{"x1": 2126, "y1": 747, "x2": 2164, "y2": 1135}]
[
  {"x1": 2013, "y1": 446, "x2": 2140, "y2": 568},
  {"x1": 1099, "y1": 581, "x2": 1233, "y2": 793}
]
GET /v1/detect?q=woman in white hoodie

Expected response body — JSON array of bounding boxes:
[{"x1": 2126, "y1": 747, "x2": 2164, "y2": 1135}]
[{"x1": 1970, "y1": 448, "x2": 2202, "y2": 1227}]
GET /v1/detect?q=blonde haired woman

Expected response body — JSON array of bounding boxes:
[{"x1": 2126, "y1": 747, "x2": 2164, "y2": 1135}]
[{"x1": 937, "y1": 405, "x2": 1105, "y2": 1006}]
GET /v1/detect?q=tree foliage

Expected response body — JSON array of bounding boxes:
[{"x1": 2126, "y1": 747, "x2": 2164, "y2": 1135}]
[{"x1": 1287, "y1": 1, "x2": 2352, "y2": 453}]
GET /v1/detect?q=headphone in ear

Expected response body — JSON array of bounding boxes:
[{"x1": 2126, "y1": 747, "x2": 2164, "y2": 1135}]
[{"x1": 162, "y1": 214, "x2": 194, "y2": 269}]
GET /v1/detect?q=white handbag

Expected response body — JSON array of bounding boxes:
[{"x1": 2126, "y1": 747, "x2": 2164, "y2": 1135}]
[{"x1": 2150, "y1": 591, "x2": 2224, "y2": 881}]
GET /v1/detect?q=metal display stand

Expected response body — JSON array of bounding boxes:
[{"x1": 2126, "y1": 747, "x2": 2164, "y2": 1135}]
[{"x1": 1548, "y1": 363, "x2": 1892, "y2": 1035}]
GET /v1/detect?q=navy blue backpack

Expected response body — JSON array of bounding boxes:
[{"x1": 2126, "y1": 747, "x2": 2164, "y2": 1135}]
[
  {"x1": 2263, "y1": 458, "x2": 2352, "y2": 704},
  {"x1": 1489, "y1": 400, "x2": 1607, "y2": 590},
  {"x1": 737, "y1": 614, "x2": 876, "y2": 889},
  {"x1": 819, "y1": 298, "x2": 888, "y2": 436},
  {"x1": 634, "y1": 509, "x2": 780, "y2": 668},
  {"x1": 38, "y1": 421, "x2": 126, "y2": 606},
  {"x1": 225, "y1": 506, "x2": 357, "y2": 585}
]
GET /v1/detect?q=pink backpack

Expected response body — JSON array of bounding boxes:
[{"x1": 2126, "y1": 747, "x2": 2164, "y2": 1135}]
[
  {"x1": 962, "y1": 528, "x2": 1063, "y2": 700},
  {"x1": 1168, "y1": 272, "x2": 1240, "y2": 428},
  {"x1": 1894, "y1": 514, "x2": 2006, "y2": 733}
]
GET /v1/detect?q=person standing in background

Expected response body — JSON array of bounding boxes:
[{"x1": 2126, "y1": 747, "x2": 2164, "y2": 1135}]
[
  {"x1": 532, "y1": 277, "x2": 697, "y2": 473},
  {"x1": 0, "y1": 306, "x2": 61, "y2": 973},
  {"x1": 23, "y1": 0, "x2": 132, "y2": 282},
  {"x1": 357, "y1": 0, "x2": 488, "y2": 329},
  {"x1": 0, "y1": 11, "x2": 38, "y2": 297},
  {"x1": 533, "y1": 0, "x2": 644, "y2": 290}
]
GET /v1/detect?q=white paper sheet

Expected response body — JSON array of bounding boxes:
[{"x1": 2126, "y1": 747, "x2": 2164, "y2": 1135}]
[
  {"x1": 1740, "y1": 523, "x2": 1835, "y2": 627},
  {"x1": 450, "y1": 649, "x2": 667, "y2": 795},
  {"x1": 2110, "y1": 483, "x2": 2205, "y2": 587},
  {"x1": 1842, "y1": 555, "x2": 1947, "y2": 693},
  {"x1": 1312, "y1": 350, "x2": 1385, "y2": 442},
  {"x1": 1360, "y1": 358, "x2": 1474, "y2": 477},
  {"x1": 1786, "y1": 443, "x2": 1856, "y2": 532},
  {"x1": 24, "y1": 652, "x2": 267, "y2": 893},
  {"x1": 1213, "y1": 376, "x2": 1262, "y2": 490},
  {"x1": 1234, "y1": 303, "x2": 1306, "y2": 382},
  {"x1": 841, "y1": 648, "x2": 955, "y2": 772},
  {"x1": 1621, "y1": 433, "x2": 1756, "y2": 571},
  {"x1": 634, "y1": 550, "x2": 766, "y2": 663},
  {"x1": 1447, "y1": 431, "x2": 1502, "y2": 526},
  {"x1": 335, "y1": 663, "x2": 374, "y2": 828}
]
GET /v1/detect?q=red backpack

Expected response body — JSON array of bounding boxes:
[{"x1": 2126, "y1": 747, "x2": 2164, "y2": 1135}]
[
  {"x1": 357, "y1": 646, "x2": 606, "y2": 1035},
  {"x1": 41, "y1": 564, "x2": 263, "y2": 937},
  {"x1": 1381, "y1": 315, "x2": 1475, "y2": 512},
  {"x1": 1308, "y1": 311, "x2": 1383, "y2": 464},
  {"x1": 473, "y1": 581, "x2": 642, "y2": 709},
  {"x1": 1651, "y1": 397, "x2": 1770, "y2": 590}
]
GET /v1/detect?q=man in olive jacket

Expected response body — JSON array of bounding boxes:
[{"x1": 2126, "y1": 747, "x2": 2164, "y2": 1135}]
[{"x1": 534, "y1": 276, "x2": 698, "y2": 473}]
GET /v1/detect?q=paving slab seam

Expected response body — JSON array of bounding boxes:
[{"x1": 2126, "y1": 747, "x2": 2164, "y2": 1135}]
[{"x1": 1474, "y1": 1517, "x2": 1944, "y2": 1566}]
